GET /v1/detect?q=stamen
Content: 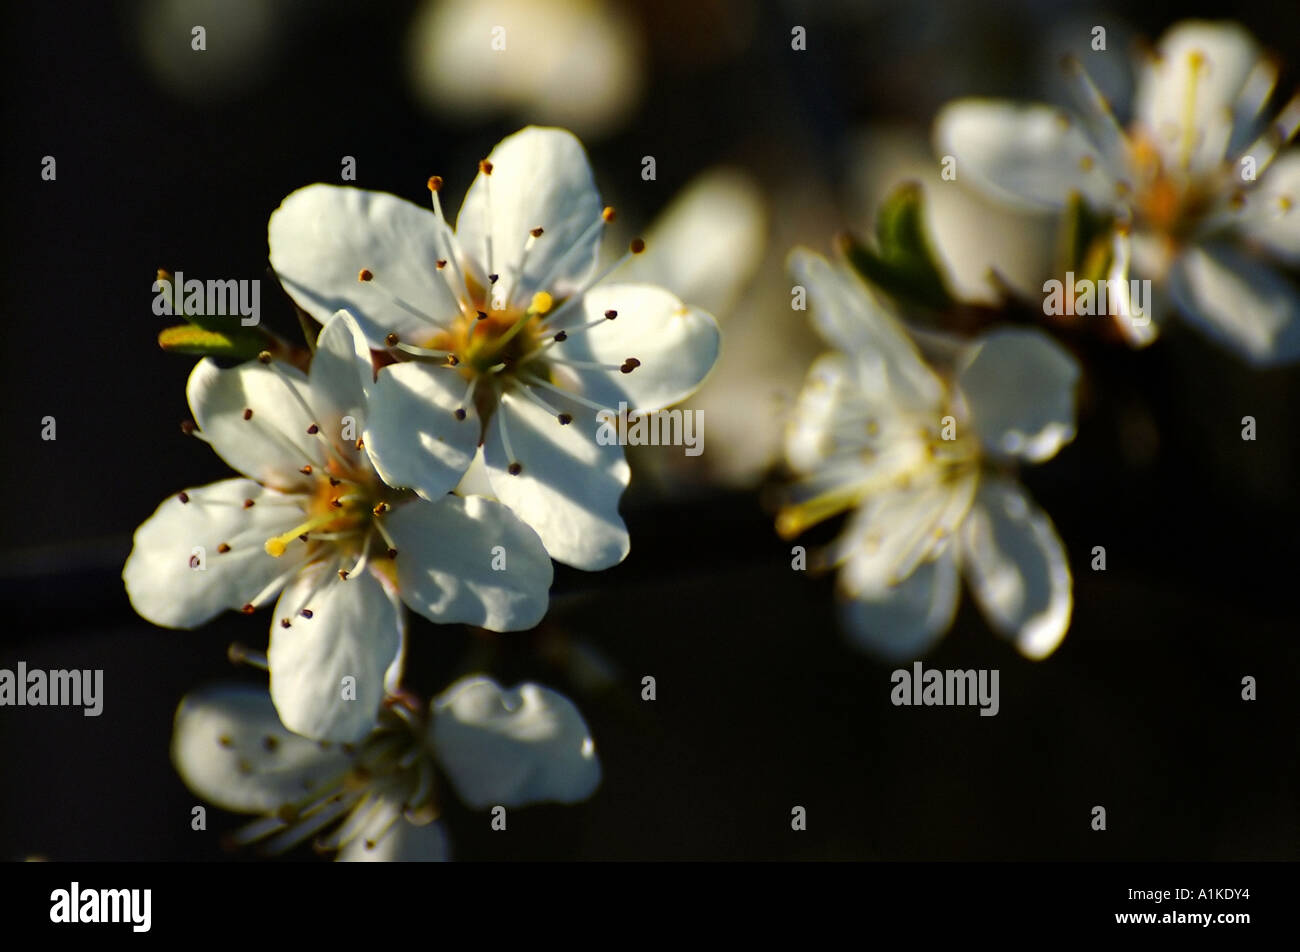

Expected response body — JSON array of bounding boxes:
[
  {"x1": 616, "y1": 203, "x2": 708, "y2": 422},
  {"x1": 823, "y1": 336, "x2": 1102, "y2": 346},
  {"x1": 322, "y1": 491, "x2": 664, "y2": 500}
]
[
  {"x1": 495, "y1": 391, "x2": 523, "y2": 474},
  {"x1": 264, "y1": 511, "x2": 342, "y2": 557},
  {"x1": 514, "y1": 380, "x2": 572, "y2": 424},
  {"x1": 479, "y1": 158, "x2": 496, "y2": 282},
  {"x1": 1061, "y1": 54, "x2": 1129, "y2": 164},
  {"x1": 356, "y1": 267, "x2": 450, "y2": 329},
  {"x1": 427, "y1": 176, "x2": 471, "y2": 310},
  {"x1": 518, "y1": 373, "x2": 609, "y2": 413},
  {"x1": 455, "y1": 376, "x2": 478, "y2": 421},
  {"x1": 227, "y1": 643, "x2": 269, "y2": 671}
]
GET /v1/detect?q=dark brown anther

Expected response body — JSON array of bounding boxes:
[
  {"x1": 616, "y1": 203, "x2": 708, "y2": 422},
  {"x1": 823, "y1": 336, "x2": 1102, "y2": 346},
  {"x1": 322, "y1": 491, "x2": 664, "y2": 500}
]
[
  {"x1": 243, "y1": 498, "x2": 255, "y2": 508},
  {"x1": 630, "y1": 238, "x2": 646, "y2": 254},
  {"x1": 180, "y1": 420, "x2": 196, "y2": 435},
  {"x1": 263, "y1": 735, "x2": 280, "y2": 752},
  {"x1": 217, "y1": 543, "x2": 231, "y2": 554},
  {"x1": 298, "y1": 534, "x2": 309, "y2": 542},
  {"x1": 329, "y1": 476, "x2": 341, "y2": 486},
  {"x1": 436, "y1": 259, "x2": 447, "y2": 269},
  {"x1": 337, "y1": 569, "x2": 349, "y2": 580},
  {"x1": 558, "y1": 413, "x2": 573, "y2": 425},
  {"x1": 553, "y1": 330, "x2": 568, "y2": 342},
  {"x1": 355, "y1": 438, "x2": 365, "y2": 450},
  {"x1": 243, "y1": 408, "x2": 254, "y2": 421},
  {"x1": 257, "y1": 351, "x2": 273, "y2": 364},
  {"x1": 479, "y1": 160, "x2": 493, "y2": 175},
  {"x1": 427, "y1": 175, "x2": 443, "y2": 192},
  {"x1": 604, "y1": 309, "x2": 617, "y2": 319},
  {"x1": 489, "y1": 273, "x2": 499, "y2": 284},
  {"x1": 300, "y1": 609, "x2": 314, "y2": 619},
  {"x1": 307, "y1": 423, "x2": 319, "y2": 435},
  {"x1": 386, "y1": 547, "x2": 399, "y2": 559},
  {"x1": 454, "y1": 407, "x2": 467, "y2": 421},
  {"x1": 508, "y1": 461, "x2": 523, "y2": 475},
  {"x1": 530, "y1": 227, "x2": 544, "y2": 238},
  {"x1": 178, "y1": 491, "x2": 190, "y2": 503},
  {"x1": 300, "y1": 465, "x2": 312, "y2": 475},
  {"x1": 218, "y1": 735, "x2": 234, "y2": 748},
  {"x1": 373, "y1": 502, "x2": 390, "y2": 515},
  {"x1": 330, "y1": 498, "x2": 343, "y2": 509},
  {"x1": 280, "y1": 618, "x2": 291, "y2": 629},
  {"x1": 240, "y1": 603, "x2": 255, "y2": 614},
  {"x1": 620, "y1": 358, "x2": 641, "y2": 374},
  {"x1": 385, "y1": 333, "x2": 399, "y2": 346},
  {"x1": 476, "y1": 310, "x2": 488, "y2": 321},
  {"x1": 358, "y1": 269, "x2": 374, "y2": 282},
  {"x1": 446, "y1": 354, "x2": 460, "y2": 366}
]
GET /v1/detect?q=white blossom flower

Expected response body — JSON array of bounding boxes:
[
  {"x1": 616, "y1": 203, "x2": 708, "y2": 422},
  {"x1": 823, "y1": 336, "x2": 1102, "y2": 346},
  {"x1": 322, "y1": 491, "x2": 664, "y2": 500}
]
[
  {"x1": 171, "y1": 676, "x2": 601, "y2": 861},
  {"x1": 124, "y1": 312, "x2": 553, "y2": 743},
  {"x1": 780, "y1": 250, "x2": 1080, "y2": 660},
  {"x1": 267, "y1": 126, "x2": 720, "y2": 570},
  {"x1": 936, "y1": 20, "x2": 1300, "y2": 364}
]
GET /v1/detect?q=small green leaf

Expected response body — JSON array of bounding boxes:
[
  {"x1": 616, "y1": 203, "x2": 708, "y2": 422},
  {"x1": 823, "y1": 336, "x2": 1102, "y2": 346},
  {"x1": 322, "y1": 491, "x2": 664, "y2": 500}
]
[
  {"x1": 158, "y1": 323, "x2": 271, "y2": 361},
  {"x1": 840, "y1": 182, "x2": 953, "y2": 310}
]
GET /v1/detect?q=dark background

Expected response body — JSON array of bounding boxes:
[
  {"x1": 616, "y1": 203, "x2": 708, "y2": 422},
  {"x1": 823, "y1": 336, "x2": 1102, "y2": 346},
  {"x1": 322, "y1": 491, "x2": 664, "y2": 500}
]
[{"x1": 1, "y1": 0, "x2": 1297, "y2": 860}]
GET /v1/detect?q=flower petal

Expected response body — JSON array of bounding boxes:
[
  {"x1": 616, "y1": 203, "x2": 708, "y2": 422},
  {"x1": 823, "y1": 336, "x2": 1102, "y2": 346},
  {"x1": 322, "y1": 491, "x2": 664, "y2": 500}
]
[
  {"x1": 171, "y1": 683, "x2": 352, "y2": 814},
  {"x1": 307, "y1": 311, "x2": 374, "y2": 431},
  {"x1": 787, "y1": 248, "x2": 944, "y2": 413},
  {"x1": 839, "y1": 549, "x2": 960, "y2": 661},
  {"x1": 1169, "y1": 242, "x2": 1300, "y2": 366},
  {"x1": 960, "y1": 477, "x2": 1072, "y2": 660},
  {"x1": 268, "y1": 564, "x2": 404, "y2": 743},
  {"x1": 385, "y1": 493, "x2": 552, "y2": 631},
  {"x1": 268, "y1": 183, "x2": 459, "y2": 345},
  {"x1": 933, "y1": 99, "x2": 1114, "y2": 210},
  {"x1": 363, "y1": 362, "x2": 479, "y2": 499},
  {"x1": 1240, "y1": 148, "x2": 1300, "y2": 265},
  {"x1": 1133, "y1": 21, "x2": 1261, "y2": 174},
  {"x1": 483, "y1": 391, "x2": 630, "y2": 570},
  {"x1": 431, "y1": 676, "x2": 601, "y2": 808},
  {"x1": 957, "y1": 327, "x2": 1080, "y2": 463},
  {"x1": 124, "y1": 478, "x2": 305, "y2": 629},
  {"x1": 337, "y1": 817, "x2": 450, "y2": 862},
  {"x1": 188, "y1": 358, "x2": 320, "y2": 492},
  {"x1": 547, "y1": 283, "x2": 720, "y2": 412},
  {"x1": 455, "y1": 126, "x2": 603, "y2": 306}
]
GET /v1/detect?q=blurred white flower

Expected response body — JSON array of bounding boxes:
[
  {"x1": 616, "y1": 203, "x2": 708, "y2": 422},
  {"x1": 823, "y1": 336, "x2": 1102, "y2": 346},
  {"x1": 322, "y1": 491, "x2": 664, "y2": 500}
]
[
  {"x1": 780, "y1": 250, "x2": 1080, "y2": 660},
  {"x1": 406, "y1": 0, "x2": 644, "y2": 138},
  {"x1": 172, "y1": 676, "x2": 601, "y2": 861},
  {"x1": 124, "y1": 312, "x2": 553, "y2": 743},
  {"x1": 936, "y1": 20, "x2": 1300, "y2": 364},
  {"x1": 268, "y1": 127, "x2": 720, "y2": 569}
]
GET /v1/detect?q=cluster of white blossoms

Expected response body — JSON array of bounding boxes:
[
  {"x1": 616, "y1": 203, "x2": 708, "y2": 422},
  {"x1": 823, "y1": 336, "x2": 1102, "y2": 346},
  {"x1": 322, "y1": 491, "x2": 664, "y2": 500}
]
[
  {"x1": 936, "y1": 20, "x2": 1300, "y2": 364},
  {"x1": 124, "y1": 126, "x2": 719, "y2": 858},
  {"x1": 780, "y1": 251, "x2": 1081, "y2": 661}
]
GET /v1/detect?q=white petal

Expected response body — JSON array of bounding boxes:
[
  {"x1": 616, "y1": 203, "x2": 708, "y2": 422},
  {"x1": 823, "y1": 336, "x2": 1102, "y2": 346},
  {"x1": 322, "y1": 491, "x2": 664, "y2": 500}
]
[
  {"x1": 483, "y1": 391, "x2": 630, "y2": 570},
  {"x1": 960, "y1": 477, "x2": 1072, "y2": 659},
  {"x1": 787, "y1": 248, "x2": 944, "y2": 413},
  {"x1": 171, "y1": 683, "x2": 352, "y2": 814},
  {"x1": 839, "y1": 549, "x2": 960, "y2": 661},
  {"x1": 187, "y1": 358, "x2": 319, "y2": 492},
  {"x1": 268, "y1": 564, "x2": 404, "y2": 743},
  {"x1": 268, "y1": 183, "x2": 458, "y2": 345},
  {"x1": 838, "y1": 475, "x2": 976, "y2": 598},
  {"x1": 1240, "y1": 148, "x2": 1300, "y2": 264},
  {"x1": 363, "y1": 362, "x2": 479, "y2": 499},
  {"x1": 547, "y1": 283, "x2": 720, "y2": 413},
  {"x1": 1133, "y1": 21, "x2": 1261, "y2": 174},
  {"x1": 616, "y1": 168, "x2": 767, "y2": 316},
  {"x1": 1169, "y1": 242, "x2": 1300, "y2": 366},
  {"x1": 431, "y1": 676, "x2": 601, "y2": 808},
  {"x1": 307, "y1": 311, "x2": 374, "y2": 431},
  {"x1": 933, "y1": 100, "x2": 1115, "y2": 210},
  {"x1": 337, "y1": 817, "x2": 450, "y2": 862},
  {"x1": 455, "y1": 127, "x2": 603, "y2": 307},
  {"x1": 124, "y1": 479, "x2": 305, "y2": 628},
  {"x1": 957, "y1": 327, "x2": 1080, "y2": 462},
  {"x1": 385, "y1": 494, "x2": 553, "y2": 631}
]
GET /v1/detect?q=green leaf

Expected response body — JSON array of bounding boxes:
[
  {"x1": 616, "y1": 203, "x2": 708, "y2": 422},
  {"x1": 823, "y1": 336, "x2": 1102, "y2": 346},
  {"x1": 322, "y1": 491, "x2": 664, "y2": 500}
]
[
  {"x1": 840, "y1": 182, "x2": 954, "y2": 310},
  {"x1": 158, "y1": 323, "x2": 271, "y2": 361}
]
